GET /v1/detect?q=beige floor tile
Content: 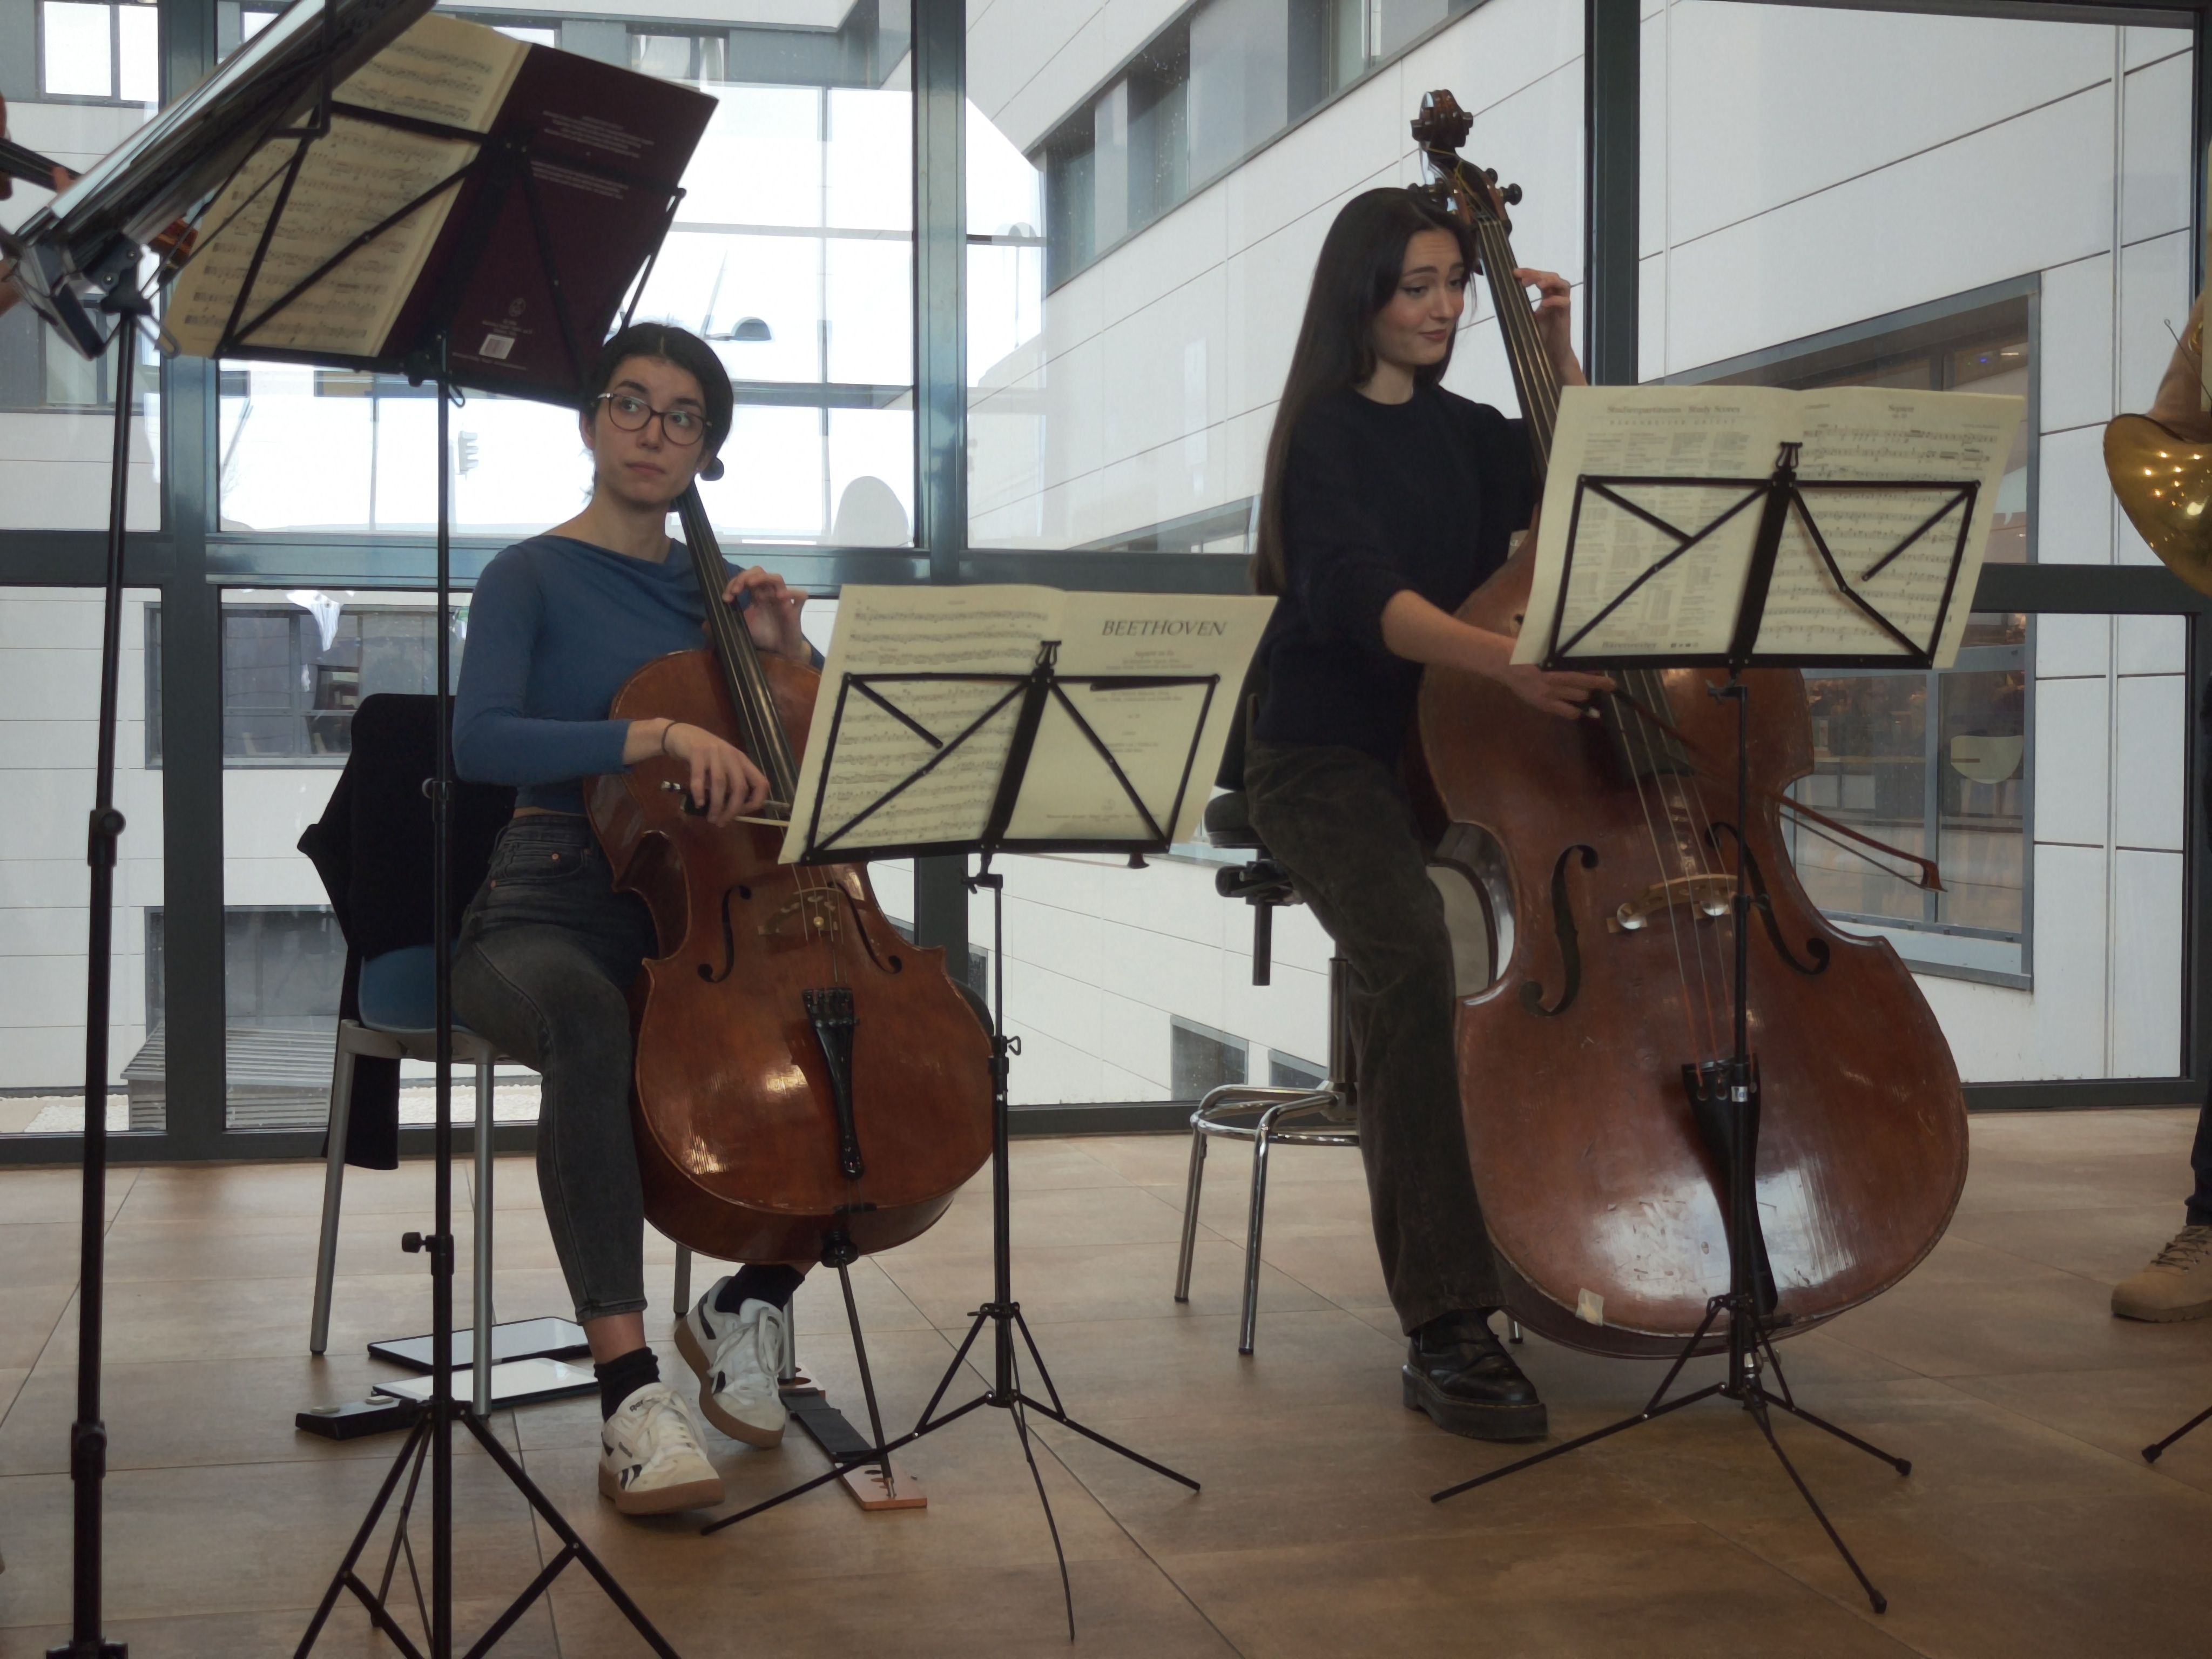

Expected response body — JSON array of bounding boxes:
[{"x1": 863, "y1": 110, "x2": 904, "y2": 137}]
[
  {"x1": 0, "y1": 1283, "x2": 75, "y2": 1372},
  {"x1": 0, "y1": 1164, "x2": 134, "y2": 1226},
  {"x1": 4, "y1": 1110, "x2": 2208, "y2": 1657},
  {"x1": 1142, "y1": 1170, "x2": 1376, "y2": 1246},
  {"x1": 0, "y1": 1596, "x2": 560, "y2": 1658},
  {"x1": 909, "y1": 1182, "x2": 1192, "y2": 1256},
  {"x1": 118, "y1": 1159, "x2": 440, "y2": 1223},
  {"x1": 546, "y1": 1556, "x2": 1235, "y2": 1659},
  {"x1": 0, "y1": 1351, "x2": 518, "y2": 1476},
  {"x1": 954, "y1": 1137, "x2": 1141, "y2": 1191},
  {"x1": 1945, "y1": 1203, "x2": 2194, "y2": 1285},
  {"x1": 1947, "y1": 1364, "x2": 2212, "y2": 1493},
  {"x1": 1157, "y1": 1527, "x2": 1915, "y2": 1658},
  {"x1": 876, "y1": 1236, "x2": 1331, "y2": 1329},
  {"x1": 1731, "y1": 1486, "x2": 2212, "y2": 1656},
  {"x1": 0, "y1": 1456, "x2": 544, "y2": 1628},
  {"x1": 1817, "y1": 1250, "x2": 2212, "y2": 1379},
  {"x1": 0, "y1": 1224, "x2": 84, "y2": 1290}
]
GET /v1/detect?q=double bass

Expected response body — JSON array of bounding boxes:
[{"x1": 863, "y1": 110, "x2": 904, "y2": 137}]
[
  {"x1": 1409, "y1": 91, "x2": 1969, "y2": 1357},
  {"x1": 589, "y1": 484, "x2": 993, "y2": 1266}
]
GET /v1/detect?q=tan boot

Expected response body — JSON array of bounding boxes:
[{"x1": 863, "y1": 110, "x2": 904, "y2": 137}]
[{"x1": 2112, "y1": 1225, "x2": 2212, "y2": 1321}]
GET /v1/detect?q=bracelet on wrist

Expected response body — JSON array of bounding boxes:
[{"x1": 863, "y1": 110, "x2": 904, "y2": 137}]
[{"x1": 659, "y1": 721, "x2": 678, "y2": 757}]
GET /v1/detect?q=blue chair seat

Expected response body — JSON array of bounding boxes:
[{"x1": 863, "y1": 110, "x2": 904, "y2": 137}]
[{"x1": 358, "y1": 945, "x2": 473, "y2": 1035}]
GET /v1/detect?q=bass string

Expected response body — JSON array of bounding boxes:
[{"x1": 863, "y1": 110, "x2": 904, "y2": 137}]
[
  {"x1": 1635, "y1": 672, "x2": 1731, "y2": 1059},
  {"x1": 690, "y1": 504, "x2": 840, "y2": 981},
  {"x1": 1613, "y1": 668, "x2": 1715, "y2": 1062}
]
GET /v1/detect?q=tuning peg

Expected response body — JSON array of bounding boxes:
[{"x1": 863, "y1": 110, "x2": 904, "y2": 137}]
[
  {"x1": 1484, "y1": 167, "x2": 1498, "y2": 183},
  {"x1": 1502, "y1": 183, "x2": 1524, "y2": 206}
]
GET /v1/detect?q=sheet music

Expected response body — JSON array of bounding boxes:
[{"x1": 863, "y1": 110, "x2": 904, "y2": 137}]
[
  {"x1": 783, "y1": 586, "x2": 1274, "y2": 861},
  {"x1": 163, "y1": 14, "x2": 526, "y2": 359},
  {"x1": 1516, "y1": 385, "x2": 1787, "y2": 662},
  {"x1": 780, "y1": 585, "x2": 1059, "y2": 862},
  {"x1": 1514, "y1": 384, "x2": 2022, "y2": 668},
  {"x1": 1003, "y1": 594, "x2": 1274, "y2": 844},
  {"x1": 1781, "y1": 387, "x2": 2021, "y2": 665}
]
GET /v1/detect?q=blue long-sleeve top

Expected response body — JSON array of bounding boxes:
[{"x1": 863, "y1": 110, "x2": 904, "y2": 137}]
[{"x1": 455, "y1": 532, "x2": 813, "y2": 813}]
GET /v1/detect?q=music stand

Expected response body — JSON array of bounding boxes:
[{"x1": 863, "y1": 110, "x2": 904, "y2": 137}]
[
  {"x1": 1429, "y1": 439, "x2": 1987, "y2": 1617},
  {"x1": 199, "y1": 55, "x2": 705, "y2": 1659},
  {"x1": 698, "y1": 635, "x2": 1214, "y2": 1639},
  {"x1": 16, "y1": 16, "x2": 708, "y2": 1654}
]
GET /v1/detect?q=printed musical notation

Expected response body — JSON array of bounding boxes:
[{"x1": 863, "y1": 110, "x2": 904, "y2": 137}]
[
  {"x1": 1515, "y1": 384, "x2": 2023, "y2": 669},
  {"x1": 163, "y1": 14, "x2": 527, "y2": 359},
  {"x1": 783, "y1": 586, "x2": 1274, "y2": 861}
]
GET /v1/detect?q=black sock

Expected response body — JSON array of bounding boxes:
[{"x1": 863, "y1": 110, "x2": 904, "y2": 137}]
[
  {"x1": 595, "y1": 1346, "x2": 660, "y2": 1420},
  {"x1": 714, "y1": 1263, "x2": 804, "y2": 1316}
]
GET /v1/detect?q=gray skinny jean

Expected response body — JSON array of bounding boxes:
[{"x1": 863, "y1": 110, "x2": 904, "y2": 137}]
[
  {"x1": 452, "y1": 814, "x2": 658, "y2": 1324},
  {"x1": 1243, "y1": 739, "x2": 1502, "y2": 1334}
]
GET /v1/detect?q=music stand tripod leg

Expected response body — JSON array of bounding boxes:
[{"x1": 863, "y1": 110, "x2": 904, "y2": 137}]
[{"x1": 2143, "y1": 1401, "x2": 2212, "y2": 1464}]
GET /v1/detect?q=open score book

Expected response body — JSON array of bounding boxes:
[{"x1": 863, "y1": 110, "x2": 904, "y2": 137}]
[{"x1": 1514, "y1": 383, "x2": 2026, "y2": 670}]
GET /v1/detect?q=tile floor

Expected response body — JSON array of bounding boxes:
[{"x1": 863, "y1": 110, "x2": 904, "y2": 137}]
[{"x1": 3, "y1": 1109, "x2": 2210, "y2": 1657}]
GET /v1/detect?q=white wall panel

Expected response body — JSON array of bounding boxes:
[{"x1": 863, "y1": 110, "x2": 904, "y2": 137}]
[
  {"x1": 1458, "y1": 65, "x2": 1584, "y2": 287},
  {"x1": 1398, "y1": 0, "x2": 1583, "y2": 124},
  {"x1": 1638, "y1": 252, "x2": 1668, "y2": 383},
  {"x1": 2116, "y1": 613, "x2": 2187, "y2": 675},
  {"x1": 2117, "y1": 230, "x2": 2191, "y2": 414},
  {"x1": 2032, "y1": 675, "x2": 2110, "y2": 846},
  {"x1": 1664, "y1": 87, "x2": 2114, "y2": 374},
  {"x1": 2030, "y1": 841, "x2": 2110, "y2": 1077},
  {"x1": 2034, "y1": 613, "x2": 2110, "y2": 679},
  {"x1": 2111, "y1": 848, "x2": 2184, "y2": 1076},
  {"x1": 2036, "y1": 424, "x2": 2115, "y2": 565},
  {"x1": 2121, "y1": 52, "x2": 2193, "y2": 246},
  {"x1": 2037, "y1": 254, "x2": 2113, "y2": 434},
  {"x1": 1639, "y1": 8, "x2": 1668, "y2": 262},
  {"x1": 2125, "y1": 25, "x2": 2191, "y2": 71},
  {"x1": 1916, "y1": 973, "x2": 2036, "y2": 1082},
  {"x1": 1661, "y1": 4, "x2": 2110, "y2": 247},
  {"x1": 970, "y1": 0, "x2": 1188, "y2": 154},
  {"x1": 2114, "y1": 672, "x2": 2187, "y2": 852}
]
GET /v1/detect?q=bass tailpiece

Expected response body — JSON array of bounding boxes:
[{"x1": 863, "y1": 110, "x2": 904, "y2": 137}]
[{"x1": 805, "y1": 987, "x2": 865, "y2": 1180}]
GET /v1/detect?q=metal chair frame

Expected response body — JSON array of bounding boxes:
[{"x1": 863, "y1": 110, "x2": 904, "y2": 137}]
[
  {"x1": 1174, "y1": 957, "x2": 1359, "y2": 1355},
  {"x1": 311, "y1": 1019, "x2": 507, "y2": 1413}
]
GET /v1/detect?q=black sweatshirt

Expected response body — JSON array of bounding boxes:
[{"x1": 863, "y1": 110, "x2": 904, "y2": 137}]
[{"x1": 1253, "y1": 384, "x2": 1536, "y2": 766}]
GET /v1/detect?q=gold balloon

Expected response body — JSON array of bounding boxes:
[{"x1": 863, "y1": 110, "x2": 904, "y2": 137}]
[{"x1": 2105, "y1": 413, "x2": 2212, "y2": 597}]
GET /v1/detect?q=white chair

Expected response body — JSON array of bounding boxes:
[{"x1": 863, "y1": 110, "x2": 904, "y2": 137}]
[{"x1": 309, "y1": 945, "x2": 514, "y2": 1414}]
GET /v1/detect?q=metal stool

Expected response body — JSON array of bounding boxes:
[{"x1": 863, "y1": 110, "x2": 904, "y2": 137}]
[
  {"x1": 1177, "y1": 795, "x2": 1521, "y2": 1357},
  {"x1": 1174, "y1": 955, "x2": 1358, "y2": 1354}
]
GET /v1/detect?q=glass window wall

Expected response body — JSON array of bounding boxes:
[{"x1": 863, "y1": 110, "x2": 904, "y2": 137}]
[
  {"x1": 0, "y1": 587, "x2": 165, "y2": 1136},
  {"x1": 215, "y1": 1, "x2": 916, "y2": 547}
]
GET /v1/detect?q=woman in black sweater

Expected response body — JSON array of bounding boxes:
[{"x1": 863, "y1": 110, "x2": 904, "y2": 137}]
[{"x1": 1243, "y1": 187, "x2": 1608, "y2": 1441}]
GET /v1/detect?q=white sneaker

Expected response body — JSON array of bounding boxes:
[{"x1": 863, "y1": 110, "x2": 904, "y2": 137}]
[
  {"x1": 675, "y1": 1279, "x2": 791, "y2": 1447},
  {"x1": 597, "y1": 1382, "x2": 724, "y2": 1516}
]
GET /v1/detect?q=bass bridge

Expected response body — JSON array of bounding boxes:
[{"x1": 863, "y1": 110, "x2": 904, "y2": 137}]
[{"x1": 1607, "y1": 874, "x2": 1733, "y2": 934}]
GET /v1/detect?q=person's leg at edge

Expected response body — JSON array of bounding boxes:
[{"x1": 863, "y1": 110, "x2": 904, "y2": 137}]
[
  {"x1": 453, "y1": 919, "x2": 726, "y2": 1514},
  {"x1": 2112, "y1": 1082, "x2": 2212, "y2": 1321},
  {"x1": 1245, "y1": 740, "x2": 1546, "y2": 1441}
]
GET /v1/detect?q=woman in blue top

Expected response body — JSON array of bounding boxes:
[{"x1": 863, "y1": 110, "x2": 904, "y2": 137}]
[{"x1": 454, "y1": 322, "x2": 811, "y2": 1516}]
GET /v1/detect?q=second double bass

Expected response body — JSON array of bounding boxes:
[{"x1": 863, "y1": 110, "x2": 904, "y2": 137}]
[{"x1": 1410, "y1": 91, "x2": 1968, "y2": 1355}]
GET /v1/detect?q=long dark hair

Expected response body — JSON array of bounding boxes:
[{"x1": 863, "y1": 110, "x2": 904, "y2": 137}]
[
  {"x1": 583, "y1": 321, "x2": 735, "y2": 458},
  {"x1": 1251, "y1": 188, "x2": 1474, "y2": 596}
]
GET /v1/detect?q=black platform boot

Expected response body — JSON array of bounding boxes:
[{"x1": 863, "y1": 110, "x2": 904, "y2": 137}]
[{"x1": 1402, "y1": 1309, "x2": 1548, "y2": 1441}]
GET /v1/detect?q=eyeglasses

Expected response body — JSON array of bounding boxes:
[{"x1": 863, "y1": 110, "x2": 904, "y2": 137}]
[{"x1": 596, "y1": 392, "x2": 707, "y2": 447}]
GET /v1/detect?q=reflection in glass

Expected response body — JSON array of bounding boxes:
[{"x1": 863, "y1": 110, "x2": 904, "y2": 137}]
[
  {"x1": 218, "y1": 50, "x2": 914, "y2": 544},
  {"x1": 0, "y1": 589, "x2": 165, "y2": 1135},
  {"x1": 1790, "y1": 613, "x2": 2027, "y2": 969}
]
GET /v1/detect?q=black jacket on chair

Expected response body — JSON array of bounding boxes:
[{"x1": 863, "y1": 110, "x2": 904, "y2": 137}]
[{"x1": 297, "y1": 694, "x2": 515, "y2": 1169}]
